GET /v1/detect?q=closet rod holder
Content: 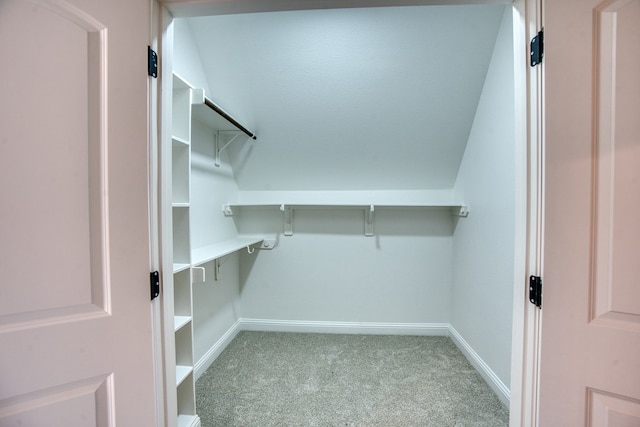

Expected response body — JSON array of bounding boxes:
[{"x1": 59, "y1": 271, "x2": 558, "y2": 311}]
[{"x1": 204, "y1": 98, "x2": 257, "y2": 140}]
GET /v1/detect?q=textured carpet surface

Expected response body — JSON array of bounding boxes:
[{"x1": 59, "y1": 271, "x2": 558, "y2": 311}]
[{"x1": 196, "y1": 332, "x2": 509, "y2": 426}]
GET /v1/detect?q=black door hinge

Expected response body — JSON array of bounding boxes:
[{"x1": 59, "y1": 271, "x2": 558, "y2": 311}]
[
  {"x1": 150, "y1": 271, "x2": 160, "y2": 300},
  {"x1": 148, "y1": 46, "x2": 158, "y2": 78},
  {"x1": 530, "y1": 30, "x2": 544, "y2": 67},
  {"x1": 529, "y1": 275, "x2": 542, "y2": 309}
]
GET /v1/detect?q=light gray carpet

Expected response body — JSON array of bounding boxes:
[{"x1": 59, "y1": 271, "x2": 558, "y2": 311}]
[{"x1": 196, "y1": 332, "x2": 509, "y2": 426}]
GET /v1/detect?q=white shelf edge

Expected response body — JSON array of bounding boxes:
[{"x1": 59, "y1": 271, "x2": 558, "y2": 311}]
[
  {"x1": 174, "y1": 316, "x2": 191, "y2": 332},
  {"x1": 191, "y1": 236, "x2": 265, "y2": 267},
  {"x1": 226, "y1": 202, "x2": 466, "y2": 208},
  {"x1": 176, "y1": 365, "x2": 192, "y2": 387},
  {"x1": 172, "y1": 135, "x2": 190, "y2": 146},
  {"x1": 173, "y1": 263, "x2": 190, "y2": 273},
  {"x1": 172, "y1": 202, "x2": 190, "y2": 208},
  {"x1": 173, "y1": 72, "x2": 193, "y2": 89},
  {"x1": 177, "y1": 414, "x2": 200, "y2": 427}
]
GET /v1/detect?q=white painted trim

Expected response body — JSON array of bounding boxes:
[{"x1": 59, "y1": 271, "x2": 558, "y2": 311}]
[
  {"x1": 448, "y1": 325, "x2": 511, "y2": 407},
  {"x1": 238, "y1": 318, "x2": 450, "y2": 336},
  {"x1": 156, "y1": 3, "x2": 539, "y2": 425},
  {"x1": 513, "y1": 0, "x2": 544, "y2": 424},
  {"x1": 194, "y1": 320, "x2": 242, "y2": 380}
]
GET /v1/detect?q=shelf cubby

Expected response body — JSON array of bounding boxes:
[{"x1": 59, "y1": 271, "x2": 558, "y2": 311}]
[
  {"x1": 172, "y1": 144, "x2": 190, "y2": 204},
  {"x1": 172, "y1": 207, "x2": 191, "y2": 265}
]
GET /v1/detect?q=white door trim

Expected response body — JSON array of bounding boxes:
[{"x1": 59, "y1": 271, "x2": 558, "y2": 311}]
[
  {"x1": 149, "y1": 0, "x2": 168, "y2": 425},
  {"x1": 509, "y1": 0, "x2": 544, "y2": 424},
  {"x1": 149, "y1": 1, "x2": 544, "y2": 426}
]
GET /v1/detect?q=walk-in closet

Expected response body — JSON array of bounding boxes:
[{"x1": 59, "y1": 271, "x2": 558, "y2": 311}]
[{"x1": 161, "y1": 3, "x2": 522, "y2": 426}]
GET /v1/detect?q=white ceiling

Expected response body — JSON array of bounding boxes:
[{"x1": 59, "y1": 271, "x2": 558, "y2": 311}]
[{"x1": 183, "y1": 4, "x2": 506, "y2": 190}]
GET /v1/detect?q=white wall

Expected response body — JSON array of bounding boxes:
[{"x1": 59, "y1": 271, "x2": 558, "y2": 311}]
[
  {"x1": 186, "y1": 5, "x2": 505, "y2": 191},
  {"x1": 237, "y1": 208, "x2": 453, "y2": 323},
  {"x1": 451, "y1": 7, "x2": 515, "y2": 387},
  {"x1": 190, "y1": 119, "x2": 243, "y2": 362},
  {"x1": 172, "y1": 19, "x2": 210, "y2": 94}
]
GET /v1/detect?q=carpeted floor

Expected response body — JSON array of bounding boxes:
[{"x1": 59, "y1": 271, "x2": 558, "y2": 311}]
[{"x1": 196, "y1": 332, "x2": 509, "y2": 426}]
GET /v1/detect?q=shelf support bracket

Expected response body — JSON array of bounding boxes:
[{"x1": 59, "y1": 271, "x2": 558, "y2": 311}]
[
  {"x1": 222, "y1": 204, "x2": 234, "y2": 217},
  {"x1": 213, "y1": 259, "x2": 221, "y2": 281},
  {"x1": 214, "y1": 130, "x2": 243, "y2": 167},
  {"x1": 365, "y1": 205, "x2": 375, "y2": 236},
  {"x1": 192, "y1": 266, "x2": 206, "y2": 284},
  {"x1": 452, "y1": 206, "x2": 470, "y2": 217},
  {"x1": 281, "y1": 204, "x2": 293, "y2": 236}
]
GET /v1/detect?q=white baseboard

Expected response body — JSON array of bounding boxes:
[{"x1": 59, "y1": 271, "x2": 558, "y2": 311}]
[
  {"x1": 448, "y1": 325, "x2": 510, "y2": 407},
  {"x1": 194, "y1": 320, "x2": 241, "y2": 380},
  {"x1": 193, "y1": 318, "x2": 510, "y2": 407},
  {"x1": 238, "y1": 318, "x2": 450, "y2": 336}
]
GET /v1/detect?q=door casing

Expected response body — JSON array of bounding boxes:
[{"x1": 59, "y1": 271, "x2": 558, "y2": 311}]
[{"x1": 149, "y1": 1, "x2": 543, "y2": 426}]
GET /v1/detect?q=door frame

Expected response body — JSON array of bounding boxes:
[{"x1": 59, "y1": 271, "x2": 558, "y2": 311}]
[
  {"x1": 509, "y1": 0, "x2": 545, "y2": 425},
  {"x1": 148, "y1": 0, "x2": 545, "y2": 425}
]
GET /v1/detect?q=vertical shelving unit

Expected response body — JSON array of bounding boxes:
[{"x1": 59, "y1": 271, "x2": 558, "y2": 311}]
[
  {"x1": 165, "y1": 71, "x2": 258, "y2": 427},
  {"x1": 169, "y1": 73, "x2": 199, "y2": 427}
]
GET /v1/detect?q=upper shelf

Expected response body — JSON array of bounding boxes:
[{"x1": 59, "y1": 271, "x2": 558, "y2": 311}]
[
  {"x1": 221, "y1": 190, "x2": 468, "y2": 237},
  {"x1": 174, "y1": 72, "x2": 256, "y2": 140},
  {"x1": 191, "y1": 91, "x2": 256, "y2": 140},
  {"x1": 224, "y1": 190, "x2": 468, "y2": 213}
]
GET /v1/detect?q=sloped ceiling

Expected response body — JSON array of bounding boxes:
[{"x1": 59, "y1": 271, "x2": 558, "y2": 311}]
[{"x1": 184, "y1": 4, "x2": 506, "y2": 190}]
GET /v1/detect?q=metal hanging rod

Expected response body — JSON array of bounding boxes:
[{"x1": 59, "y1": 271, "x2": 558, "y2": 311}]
[{"x1": 204, "y1": 98, "x2": 257, "y2": 140}]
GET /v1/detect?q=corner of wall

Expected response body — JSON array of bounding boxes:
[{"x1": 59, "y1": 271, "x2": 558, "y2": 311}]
[{"x1": 450, "y1": 4, "x2": 516, "y2": 388}]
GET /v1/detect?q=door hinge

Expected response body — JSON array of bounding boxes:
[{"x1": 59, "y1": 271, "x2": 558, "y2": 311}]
[
  {"x1": 150, "y1": 271, "x2": 160, "y2": 301},
  {"x1": 148, "y1": 46, "x2": 158, "y2": 78},
  {"x1": 529, "y1": 275, "x2": 542, "y2": 309},
  {"x1": 530, "y1": 30, "x2": 544, "y2": 67}
]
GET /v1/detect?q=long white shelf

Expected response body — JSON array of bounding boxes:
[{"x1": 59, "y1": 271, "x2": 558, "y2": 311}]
[
  {"x1": 172, "y1": 135, "x2": 189, "y2": 147},
  {"x1": 230, "y1": 189, "x2": 462, "y2": 205},
  {"x1": 226, "y1": 202, "x2": 467, "y2": 209},
  {"x1": 191, "y1": 236, "x2": 264, "y2": 267},
  {"x1": 221, "y1": 196, "x2": 468, "y2": 237}
]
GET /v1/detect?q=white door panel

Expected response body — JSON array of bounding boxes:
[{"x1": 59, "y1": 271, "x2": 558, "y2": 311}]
[
  {"x1": 0, "y1": 0, "x2": 156, "y2": 425},
  {"x1": 541, "y1": 0, "x2": 640, "y2": 424}
]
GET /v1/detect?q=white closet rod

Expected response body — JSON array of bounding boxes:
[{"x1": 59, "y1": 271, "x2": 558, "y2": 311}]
[{"x1": 204, "y1": 97, "x2": 257, "y2": 140}]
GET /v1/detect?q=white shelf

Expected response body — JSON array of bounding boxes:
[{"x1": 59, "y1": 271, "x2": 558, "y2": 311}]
[
  {"x1": 224, "y1": 190, "x2": 468, "y2": 216},
  {"x1": 173, "y1": 263, "x2": 190, "y2": 273},
  {"x1": 222, "y1": 195, "x2": 468, "y2": 237},
  {"x1": 227, "y1": 202, "x2": 467, "y2": 209},
  {"x1": 177, "y1": 414, "x2": 200, "y2": 427},
  {"x1": 173, "y1": 203, "x2": 190, "y2": 208},
  {"x1": 174, "y1": 316, "x2": 191, "y2": 332},
  {"x1": 191, "y1": 236, "x2": 264, "y2": 266},
  {"x1": 192, "y1": 101, "x2": 243, "y2": 133},
  {"x1": 176, "y1": 365, "x2": 192, "y2": 386},
  {"x1": 231, "y1": 189, "x2": 460, "y2": 205},
  {"x1": 172, "y1": 135, "x2": 189, "y2": 147}
]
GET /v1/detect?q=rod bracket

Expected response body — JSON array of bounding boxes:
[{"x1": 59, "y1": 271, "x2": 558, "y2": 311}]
[
  {"x1": 222, "y1": 204, "x2": 234, "y2": 216},
  {"x1": 453, "y1": 206, "x2": 470, "y2": 217},
  {"x1": 214, "y1": 130, "x2": 243, "y2": 167},
  {"x1": 281, "y1": 204, "x2": 293, "y2": 236},
  {"x1": 365, "y1": 205, "x2": 375, "y2": 236}
]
